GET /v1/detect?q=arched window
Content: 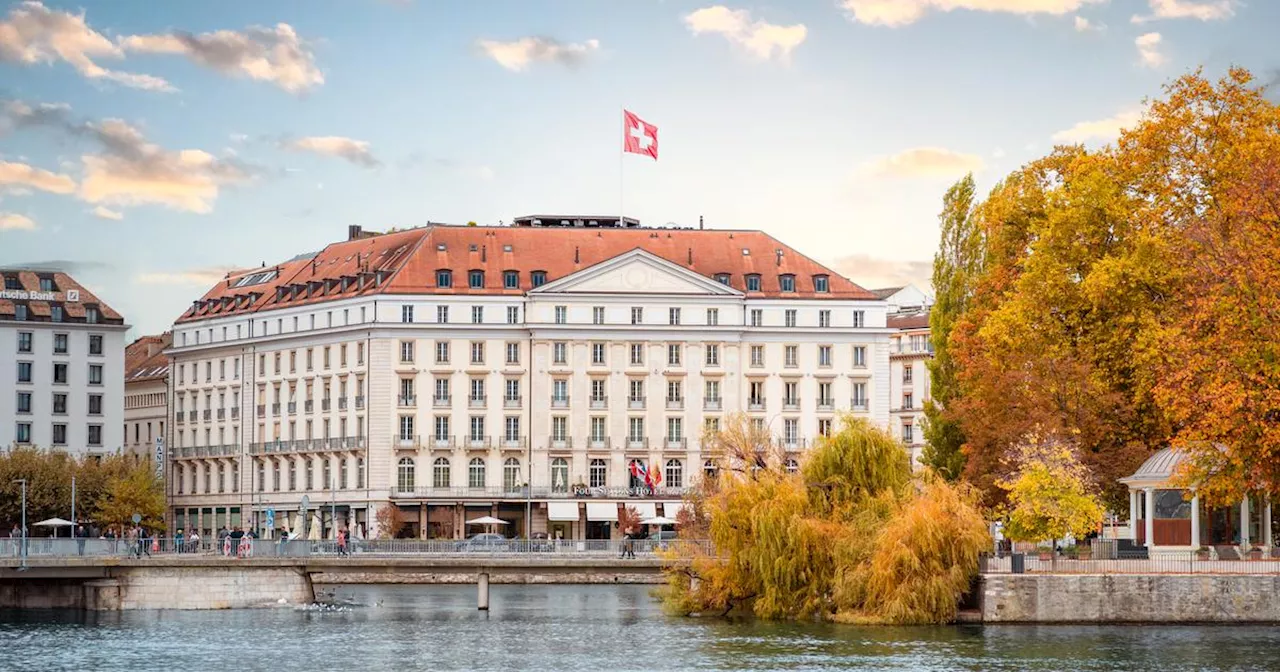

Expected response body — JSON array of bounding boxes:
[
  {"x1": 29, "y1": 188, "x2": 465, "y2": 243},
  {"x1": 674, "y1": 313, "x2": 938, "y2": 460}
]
[
  {"x1": 551, "y1": 457, "x2": 569, "y2": 493},
  {"x1": 468, "y1": 457, "x2": 486, "y2": 489},
  {"x1": 785, "y1": 458, "x2": 799, "y2": 474},
  {"x1": 589, "y1": 459, "x2": 608, "y2": 488},
  {"x1": 397, "y1": 457, "x2": 415, "y2": 492},
  {"x1": 628, "y1": 459, "x2": 647, "y2": 489},
  {"x1": 664, "y1": 459, "x2": 683, "y2": 489},
  {"x1": 432, "y1": 457, "x2": 451, "y2": 489},
  {"x1": 713, "y1": 273, "x2": 731, "y2": 285},
  {"x1": 503, "y1": 457, "x2": 521, "y2": 492}
]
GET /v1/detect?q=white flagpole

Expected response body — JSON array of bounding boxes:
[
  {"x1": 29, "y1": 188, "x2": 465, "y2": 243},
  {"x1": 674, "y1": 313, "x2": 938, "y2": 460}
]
[{"x1": 620, "y1": 108, "x2": 625, "y2": 226}]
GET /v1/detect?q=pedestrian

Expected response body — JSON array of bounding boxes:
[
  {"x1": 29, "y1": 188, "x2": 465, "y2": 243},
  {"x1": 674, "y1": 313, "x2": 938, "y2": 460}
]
[
  {"x1": 624, "y1": 529, "x2": 636, "y2": 560},
  {"x1": 217, "y1": 526, "x2": 230, "y2": 556},
  {"x1": 75, "y1": 525, "x2": 87, "y2": 556},
  {"x1": 277, "y1": 527, "x2": 289, "y2": 557},
  {"x1": 139, "y1": 526, "x2": 151, "y2": 557},
  {"x1": 229, "y1": 526, "x2": 244, "y2": 559},
  {"x1": 337, "y1": 527, "x2": 348, "y2": 557},
  {"x1": 127, "y1": 526, "x2": 139, "y2": 558},
  {"x1": 188, "y1": 529, "x2": 201, "y2": 553},
  {"x1": 175, "y1": 528, "x2": 185, "y2": 554},
  {"x1": 9, "y1": 524, "x2": 20, "y2": 558}
]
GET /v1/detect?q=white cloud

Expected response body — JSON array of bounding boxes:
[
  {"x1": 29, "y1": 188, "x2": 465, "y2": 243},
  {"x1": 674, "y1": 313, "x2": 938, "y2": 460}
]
[
  {"x1": 0, "y1": 159, "x2": 76, "y2": 194},
  {"x1": 862, "y1": 147, "x2": 984, "y2": 179},
  {"x1": 120, "y1": 24, "x2": 323, "y2": 94},
  {"x1": 281, "y1": 136, "x2": 380, "y2": 167},
  {"x1": 840, "y1": 0, "x2": 1104, "y2": 27},
  {"x1": 1052, "y1": 108, "x2": 1143, "y2": 143},
  {"x1": 1132, "y1": 0, "x2": 1236, "y2": 23},
  {"x1": 136, "y1": 267, "x2": 240, "y2": 286},
  {"x1": 476, "y1": 37, "x2": 599, "y2": 72},
  {"x1": 1135, "y1": 32, "x2": 1166, "y2": 68},
  {"x1": 1073, "y1": 15, "x2": 1103, "y2": 31},
  {"x1": 831, "y1": 254, "x2": 932, "y2": 292},
  {"x1": 0, "y1": 1, "x2": 172, "y2": 91},
  {"x1": 91, "y1": 205, "x2": 123, "y2": 220},
  {"x1": 684, "y1": 6, "x2": 807, "y2": 60},
  {"x1": 0, "y1": 212, "x2": 36, "y2": 230}
]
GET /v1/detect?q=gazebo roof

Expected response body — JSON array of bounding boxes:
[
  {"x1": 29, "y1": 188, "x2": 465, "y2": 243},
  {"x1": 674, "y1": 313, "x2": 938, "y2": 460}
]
[{"x1": 1120, "y1": 448, "x2": 1188, "y2": 486}]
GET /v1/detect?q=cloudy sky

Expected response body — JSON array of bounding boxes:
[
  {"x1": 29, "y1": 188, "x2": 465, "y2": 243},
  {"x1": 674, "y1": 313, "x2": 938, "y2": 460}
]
[{"x1": 0, "y1": 0, "x2": 1274, "y2": 336}]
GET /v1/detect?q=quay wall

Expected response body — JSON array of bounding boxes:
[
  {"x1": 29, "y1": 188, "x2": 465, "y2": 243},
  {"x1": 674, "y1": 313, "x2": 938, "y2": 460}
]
[{"x1": 981, "y1": 574, "x2": 1280, "y2": 622}]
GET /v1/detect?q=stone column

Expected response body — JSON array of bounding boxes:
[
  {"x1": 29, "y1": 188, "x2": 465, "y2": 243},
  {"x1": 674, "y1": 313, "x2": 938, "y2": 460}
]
[
  {"x1": 1190, "y1": 492, "x2": 1201, "y2": 549},
  {"x1": 1144, "y1": 488, "x2": 1155, "y2": 548},
  {"x1": 1241, "y1": 497, "x2": 1251, "y2": 548},
  {"x1": 1129, "y1": 490, "x2": 1139, "y2": 540},
  {"x1": 1265, "y1": 498, "x2": 1273, "y2": 549}
]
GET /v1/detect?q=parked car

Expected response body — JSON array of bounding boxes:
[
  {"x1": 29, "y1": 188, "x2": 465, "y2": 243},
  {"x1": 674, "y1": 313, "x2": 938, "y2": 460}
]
[
  {"x1": 455, "y1": 533, "x2": 509, "y2": 552},
  {"x1": 529, "y1": 532, "x2": 554, "y2": 552}
]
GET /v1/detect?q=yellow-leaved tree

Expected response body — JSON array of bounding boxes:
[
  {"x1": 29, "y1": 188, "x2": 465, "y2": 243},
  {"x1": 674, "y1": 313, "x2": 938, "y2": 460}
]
[
  {"x1": 95, "y1": 460, "x2": 165, "y2": 531},
  {"x1": 659, "y1": 414, "x2": 989, "y2": 624},
  {"x1": 999, "y1": 432, "x2": 1103, "y2": 547}
]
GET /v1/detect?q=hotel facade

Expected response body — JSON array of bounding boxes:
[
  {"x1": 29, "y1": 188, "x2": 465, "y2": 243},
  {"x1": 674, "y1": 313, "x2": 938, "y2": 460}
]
[{"x1": 165, "y1": 220, "x2": 893, "y2": 540}]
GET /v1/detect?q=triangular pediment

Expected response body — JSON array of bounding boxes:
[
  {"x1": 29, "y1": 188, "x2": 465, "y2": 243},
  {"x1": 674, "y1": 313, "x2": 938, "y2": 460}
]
[{"x1": 531, "y1": 249, "x2": 742, "y2": 296}]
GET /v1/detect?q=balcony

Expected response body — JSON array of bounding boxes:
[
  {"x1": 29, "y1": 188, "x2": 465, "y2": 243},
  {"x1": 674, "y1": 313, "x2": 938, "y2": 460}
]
[
  {"x1": 398, "y1": 395, "x2": 417, "y2": 408},
  {"x1": 176, "y1": 414, "x2": 185, "y2": 425},
  {"x1": 776, "y1": 437, "x2": 807, "y2": 451},
  {"x1": 431, "y1": 435, "x2": 454, "y2": 449},
  {"x1": 587, "y1": 437, "x2": 610, "y2": 450},
  {"x1": 748, "y1": 399, "x2": 766, "y2": 412},
  {"x1": 216, "y1": 409, "x2": 225, "y2": 421},
  {"x1": 271, "y1": 403, "x2": 281, "y2": 415},
  {"x1": 257, "y1": 404, "x2": 265, "y2": 418},
  {"x1": 628, "y1": 396, "x2": 645, "y2": 410},
  {"x1": 500, "y1": 436, "x2": 527, "y2": 450},
  {"x1": 664, "y1": 437, "x2": 687, "y2": 451},
  {"x1": 355, "y1": 396, "x2": 365, "y2": 410},
  {"x1": 851, "y1": 399, "x2": 868, "y2": 412},
  {"x1": 548, "y1": 436, "x2": 573, "y2": 450},
  {"x1": 703, "y1": 398, "x2": 722, "y2": 411},
  {"x1": 396, "y1": 434, "x2": 419, "y2": 449},
  {"x1": 187, "y1": 411, "x2": 197, "y2": 422},
  {"x1": 627, "y1": 437, "x2": 648, "y2": 451},
  {"x1": 783, "y1": 398, "x2": 800, "y2": 411},
  {"x1": 338, "y1": 398, "x2": 348, "y2": 410},
  {"x1": 665, "y1": 397, "x2": 684, "y2": 411},
  {"x1": 203, "y1": 409, "x2": 213, "y2": 421},
  {"x1": 817, "y1": 399, "x2": 834, "y2": 412},
  {"x1": 433, "y1": 395, "x2": 451, "y2": 408},
  {"x1": 503, "y1": 395, "x2": 522, "y2": 409},
  {"x1": 589, "y1": 395, "x2": 608, "y2": 410},
  {"x1": 231, "y1": 407, "x2": 239, "y2": 420},
  {"x1": 468, "y1": 395, "x2": 487, "y2": 409},
  {"x1": 321, "y1": 399, "x2": 331, "y2": 412},
  {"x1": 551, "y1": 396, "x2": 570, "y2": 409},
  {"x1": 465, "y1": 435, "x2": 490, "y2": 449},
  {"x1": 304, "y1": 400, "x2": 314, "y2": 413},
  {"x1": 287, "y1": 402, "x2": 297, "y2": 414}
]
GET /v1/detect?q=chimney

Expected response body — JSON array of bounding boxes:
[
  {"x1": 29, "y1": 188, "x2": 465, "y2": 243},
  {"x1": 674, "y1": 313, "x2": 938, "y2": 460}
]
[
  {"x1": 699, "y1": 215, "x2": 704, "y2": 230},
  {"x1": 574, "y1": 246, "x2": 580, "y2": 264},
  {"x1": 776, "y1": 249, "x2": 783, "y2": 266},
  {"x1": 687, "y1": 247, "x2": 693, "y2": 265},
  {"x1": 348, "y1": 225, "x2": 363, "y2": 241},
  {"x1": 481, "y1": 245, "x2": 487, "y2": 263}
]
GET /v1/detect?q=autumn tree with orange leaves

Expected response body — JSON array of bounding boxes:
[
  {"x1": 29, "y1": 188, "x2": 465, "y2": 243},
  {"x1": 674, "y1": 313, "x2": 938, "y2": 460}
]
[{"x1": 933, "y1": 67, "x2": 1280, "y2": 508}]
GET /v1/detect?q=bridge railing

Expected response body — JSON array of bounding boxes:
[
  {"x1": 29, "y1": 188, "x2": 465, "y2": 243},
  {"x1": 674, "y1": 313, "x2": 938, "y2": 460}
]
[{"x1": 0, "y1": 537, "x2": 712, "y2": 559}]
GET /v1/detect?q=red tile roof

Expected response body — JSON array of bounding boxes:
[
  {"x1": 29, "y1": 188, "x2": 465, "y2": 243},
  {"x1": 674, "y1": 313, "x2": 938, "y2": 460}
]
[
  {"x1": 176, "y1": 225, "x2": 874, "y2": 324},
  {"x1": 126, "y1": 332, "x2": 172, "y2": 382},
  {"x1": 0, "y1": 270, "x2": 125, "y2": 324},
  {"x1": 888, "y1": 310, "x2": 930, "y2": 330}
]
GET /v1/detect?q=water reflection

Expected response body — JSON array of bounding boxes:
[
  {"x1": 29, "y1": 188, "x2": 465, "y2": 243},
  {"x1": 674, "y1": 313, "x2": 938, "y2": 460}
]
[{"x1": 0, "y1": 585, "x2": 1274, "y2": 671}]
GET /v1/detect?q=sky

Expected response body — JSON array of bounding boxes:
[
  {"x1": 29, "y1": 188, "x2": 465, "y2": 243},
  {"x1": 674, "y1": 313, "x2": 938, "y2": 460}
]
[{"x1": 0, "y1": 0, "x2": 1276, "y2": 337}]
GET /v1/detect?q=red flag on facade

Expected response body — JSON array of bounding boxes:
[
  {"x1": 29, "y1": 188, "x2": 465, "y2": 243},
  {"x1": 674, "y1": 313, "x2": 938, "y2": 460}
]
[{"x1": 623, "y1": 110, "x2": 658, "y2": 160}]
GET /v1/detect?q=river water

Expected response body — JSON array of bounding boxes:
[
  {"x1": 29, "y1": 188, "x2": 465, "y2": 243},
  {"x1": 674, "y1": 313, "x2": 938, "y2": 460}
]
[{"x1": 0, "y1": 584, "x2": 1274, "y2": 671}]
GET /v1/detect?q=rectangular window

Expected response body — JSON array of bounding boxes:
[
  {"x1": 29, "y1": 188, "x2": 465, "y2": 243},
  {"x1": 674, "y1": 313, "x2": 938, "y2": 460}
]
[
  {"x1": 505, "y1": 342, "x2": 520, "y2": 365},
  {"x1": 629, "y1": 379, "x2": 645, "y2": 402},
  {"x1": 16, "y1": 392, "x2": 31, "y2": 413},
  {"x1": 852, "y1": 310, "x2": 865, "y2": 328},
  {"x1": 818, "y1": 382, "x2": 832, "y2": 406},
  {"x1": 54, "y1": 363, "x2": 68, "y2": 384},
  {"x1": 553, "y1": 342, "x2": 567, "y2": 364},
  {"x1": 784, "y1": 310, "x2": 797, "y2": 328},
  {"x1": 437, "y1": 305, "x2": 450, "y2": 323},
  {"x1": 531, "y1": 271, "x2": 547, "y2": 287},
  {"x1": 402, "y1": 305, "x2": 414, "y2": 323},
  {"x1": 470, "y1": 342, "x2": 485, "y2": 364},
  {"x1": 629, "y1": 343, "x2": 644, "y2": 366},
  {"x1": 592, "y1": 306, "x2": 605, "y2": 325},
  {"x1": 14, "y1": 305, "x2": 27, "y2": 321},
  {"x1": 505, "y1": 416, "x2": 521, "y2": 441},
  {"x1": 669, "y1": 307, "x2": 681, "y2": 325},
  {"x1": 784, "y1": 345, "x2": 798, "y2": 367},
  {"x1": 435, "y1": 415, "x2": 450, "y2": 440},
  {"x1": 51, "y1": 305, "x2": 62, "y2": 322},
  {"x1": 89, "y1": 394, "x2": 102, "y2": 415},
  {"x1": 591, "y1": 343, "x2": 605, "y2": 365},
  {"x1": 667, "y1": 380, "x2": 682, "y2": 402},
  {"x1": 705, "y1": 344, "x2": 720, "y2": 366},
  {"x1": 18, "y1": 361, "x2": 32, "y2": 383},
  {"x1": 814, "y1": 276, "x2": 829, "y2": 293},
  {"x1": 469, "y1": 270, "x2": 484, "y2": 288},
  {"x1": 706, "y1": 308, "x2": 719, "y2": 326},
  {"x1": 750, "y1": 345, "x2": 764, "y2": 367},
  {"x1": 435, "y1": 341, "x2": 450, "y2": 364},
  {"x1": 819, "y1": 345, "x2": 832, "y2": 367},
  {"x1": 589, "y1": 416, "x2": 606, "y2": 442},
  {"x1": 819, "y1": 310, "x2": 831, "y2": 328},
  {"x1": 15, "y1": 422, "x2": 31, "y2": 444},
  {"x1": 903, "y1": 423, "x2": 913, "y2": 444},
  {"x1": 705, "y1": 380, "x2": 720, "y2": 402},
  {"x1": 779, "y1": 275, "x2": 795, "y2": 292},
  {"x1": 17, "y1": 332, "x2": 32, "y2": 353},
  {"x1": 903, "y1": 393, "x2": 914, "y2": 410},
  {"x1": 852, "y1": 382, "x2": 867, "y2": 409},
  {"x1": 504, "y1": 271, "x2": 519, "y2": 289},
  {"x1": 554, "y1": 306, "x2": 567, "y2": 324},
  {"x1": 853, "y1": 346, "x2": 867, "y2": 368},
  {"x1": 667, "y1": 417, "x2": 683, "y2": 442},
  {"x1": 746, "y1": 275, "x2": 761, "y2": 292},
  {"x1": 52, "y1": 423, "x2": 67, "y2": 445},
  {"x1": 551, "y1": 416, "x2": 568, "y2": 441},
  {"x1": 631, "y1": 307, "x2": 643, "y2": 325},
  {"x1": 552, "y1": 379, "x2": 568, "y2": 402},
  {"x1": 437, "y1": 270, "x2": 452, "y2": 288},
  {"x1": 399, "y1": 415, "x2": 415, "y2": 441},
  {"x1": 88, "y1": 425, "x2": 102, "y2": 446},
  {"x1": 400, "y1": 341, "x2": 415, "y2": 363},
  {"x1": 53, "y1": 393, "x2": 67, "y2": 414},
  {"x1": 53, "y1": 333, "x2": 68, "y2": 354},
  {"x1": 667, "y1": 344, "x2": 681, "y2": 366},
  {"x1": 629, "y1": 417, "x2": 644, "y2": 442},
  {"x1": 472, "y1": 306, "x2": 483, "y2": 324},
  {"x1": 507, "y1": 306, "x2": 520, "y2": 324},
  {"x1": 750, "y1": 309, "x2": 763, "y2": 327},
  {"x1": 505, "y1": 379, "x2": 520, "y2": 401},
  {"x1": 470, "y1": 378, "x2": 485, "y2": 402},
  {"x1": 469, "y1": 416, "x2": 485, "y2": 441},
  {"x1": 904, "y1": 364, "x2": 914, "y2": 384}
]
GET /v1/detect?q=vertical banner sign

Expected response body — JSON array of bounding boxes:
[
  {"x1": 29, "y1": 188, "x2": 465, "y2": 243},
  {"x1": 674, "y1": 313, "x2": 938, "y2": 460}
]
[{"x1": 154, "y1": 437, "x2": 165, "y2": 478}]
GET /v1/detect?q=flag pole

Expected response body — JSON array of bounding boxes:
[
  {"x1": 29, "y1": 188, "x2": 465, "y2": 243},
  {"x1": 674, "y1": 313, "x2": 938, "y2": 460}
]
[{"x1": 619, "y1": 108, "x2": 625, "y2": 227}]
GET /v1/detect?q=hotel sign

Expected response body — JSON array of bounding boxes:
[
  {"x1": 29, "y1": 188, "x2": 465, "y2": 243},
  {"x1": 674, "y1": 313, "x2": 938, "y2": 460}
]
[{"x1": 0, "y1": 289, "x2": 80, "y2": 302}]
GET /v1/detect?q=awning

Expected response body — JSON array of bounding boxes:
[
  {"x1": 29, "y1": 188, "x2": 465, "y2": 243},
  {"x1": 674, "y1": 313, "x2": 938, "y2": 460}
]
[
  {"x1": 463, "y1": 502, "x2": 493, "y2": 507},
  {"x1": 663, "y1": 502, "x2": 686, "y2": 519},
  {"x1": 630, "y1": 502, "x2": 657, "y2": 519},
  {"x1": 586, "y1": 502, "x2": 619, "y2": 522},
  {"x1": 547, "y1": 502, "x2": 580, "y2": 522}
]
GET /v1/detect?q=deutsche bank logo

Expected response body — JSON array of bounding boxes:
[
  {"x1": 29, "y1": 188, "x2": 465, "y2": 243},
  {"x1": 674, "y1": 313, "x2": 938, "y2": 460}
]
[{"x1": 66, "y1": 290, "x2": 80, "y2": 302}]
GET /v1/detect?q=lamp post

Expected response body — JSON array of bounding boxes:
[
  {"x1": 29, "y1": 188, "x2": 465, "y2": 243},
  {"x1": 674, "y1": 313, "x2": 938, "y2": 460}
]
[{"x1": 12, "y1": 479, "x2": 27, "y2": 569}]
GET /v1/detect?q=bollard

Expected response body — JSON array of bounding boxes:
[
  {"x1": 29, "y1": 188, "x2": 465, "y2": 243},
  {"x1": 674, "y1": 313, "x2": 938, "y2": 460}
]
[{"x1": 478, "y1": 572, "x2": 490, "y2": 611}]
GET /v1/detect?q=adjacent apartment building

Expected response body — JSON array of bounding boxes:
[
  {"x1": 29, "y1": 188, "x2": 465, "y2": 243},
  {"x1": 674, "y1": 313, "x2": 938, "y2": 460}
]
[
  {"x1": 124, "y1": 332, "x2": 172, "y2": 462},
  {"x1": 873, "y1": 285, "x2": 933, "y2": 465},
  {"x1": 166, "y1": 219, "x2": 893, "y2": 540},
  {"x1": 0, "y1": 270, "x2": 128, "y2": 456}
]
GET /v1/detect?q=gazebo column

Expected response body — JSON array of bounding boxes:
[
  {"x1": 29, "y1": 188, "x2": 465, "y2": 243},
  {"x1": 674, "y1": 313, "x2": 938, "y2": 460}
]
[
  {"x1": 1240, "y1": 497, "x2": 1251, "y2": 548},
  {"x1": 1190, "y1": 492, "x2": 1201, "y2": 549},
  {"x1": 1129, "y1": 490, "x2": 1139, "y2": 541},
  {"x1": 1144, "y1": 488, "x2": 1155, "y2": 548}
]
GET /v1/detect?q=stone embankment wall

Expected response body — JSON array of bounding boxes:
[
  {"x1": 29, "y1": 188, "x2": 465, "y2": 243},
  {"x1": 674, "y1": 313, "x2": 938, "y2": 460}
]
[
  {"x1": 982, "y1": 574, "x2": 1280, "y2": 622},
  {"x1": 0, "y1": 566, "x2": 314, "y2": 611},
  {"x1": 311, "y1": 571, "x2": 664, "y2": 584}
]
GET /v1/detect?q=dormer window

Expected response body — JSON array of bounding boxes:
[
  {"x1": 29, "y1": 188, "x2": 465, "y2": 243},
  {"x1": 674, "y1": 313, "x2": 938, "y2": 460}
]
[
  {"x1": 468, "y1": 270, "x2": 484, "y2": 289},
  {"x1": 3, "y1": 276, "x2": 19, "y2": 290},
  {"x1": 713, "y1": 273, "x2": 731, "y2": 285},
  {"x1": 745, "y1": 274, "x2": 761, "y2": 292},
  {"x1": 503, "y1": 270, "x2": 519, "y2": 289},
  {"x1": 39, "y1": 277, "x2": 55, "y2": 292},
  {"x1": 779, "y1": 274, "x2": 796, "y2": 293},
  {"x1": 531, "y1": 271, "x2": 547, "y2": 288},
  {"x1": 813, "y1": 275, "x2": 829, "y2": 293},
  {"x1": 436, "y1": 270, "x2": 453, "y2": 288}
]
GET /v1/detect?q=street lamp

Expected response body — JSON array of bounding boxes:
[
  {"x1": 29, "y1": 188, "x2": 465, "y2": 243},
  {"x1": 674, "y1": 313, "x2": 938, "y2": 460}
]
[{"x1": 11, "y1": 479, "x2": 26, "y2": 569}]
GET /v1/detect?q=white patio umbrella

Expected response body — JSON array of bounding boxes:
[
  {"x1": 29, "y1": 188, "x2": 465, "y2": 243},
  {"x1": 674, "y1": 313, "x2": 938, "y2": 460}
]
[
  {"x1": 34, "y1": 518, "x2": 74, "y2": 537},
  {"x1": 640, "y1": 516, "x2": 678, "y2": 526},
  {"x1": 308, "y1": 513, "x2": 323, "y2": 541},
  {"x1": 466, "y1": 516, "x2": 508, "y2": 535}
]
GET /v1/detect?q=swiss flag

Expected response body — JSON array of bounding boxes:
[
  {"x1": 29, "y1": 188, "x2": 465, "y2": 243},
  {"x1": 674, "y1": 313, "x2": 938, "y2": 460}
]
[{"x1": 623, "y1": 110, "x2": 658, "y2": 160}]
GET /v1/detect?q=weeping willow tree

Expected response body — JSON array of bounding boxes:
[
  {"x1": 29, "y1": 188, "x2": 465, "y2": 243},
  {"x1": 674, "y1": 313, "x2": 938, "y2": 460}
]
[{"x1": 660, "y1": 414, "x2": 989, "y2": 624}]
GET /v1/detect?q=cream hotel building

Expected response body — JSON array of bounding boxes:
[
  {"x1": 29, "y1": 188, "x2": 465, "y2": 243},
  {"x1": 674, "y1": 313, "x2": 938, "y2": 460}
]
[{"x1": 166, "y1": 217, "x2": 892, "y2": 540}]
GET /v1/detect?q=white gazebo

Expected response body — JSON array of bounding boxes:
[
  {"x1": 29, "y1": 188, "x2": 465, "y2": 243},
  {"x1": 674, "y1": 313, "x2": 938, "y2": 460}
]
[{"x1": 1120, "y1": 448, "x2": 1273, "y2": 554}]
